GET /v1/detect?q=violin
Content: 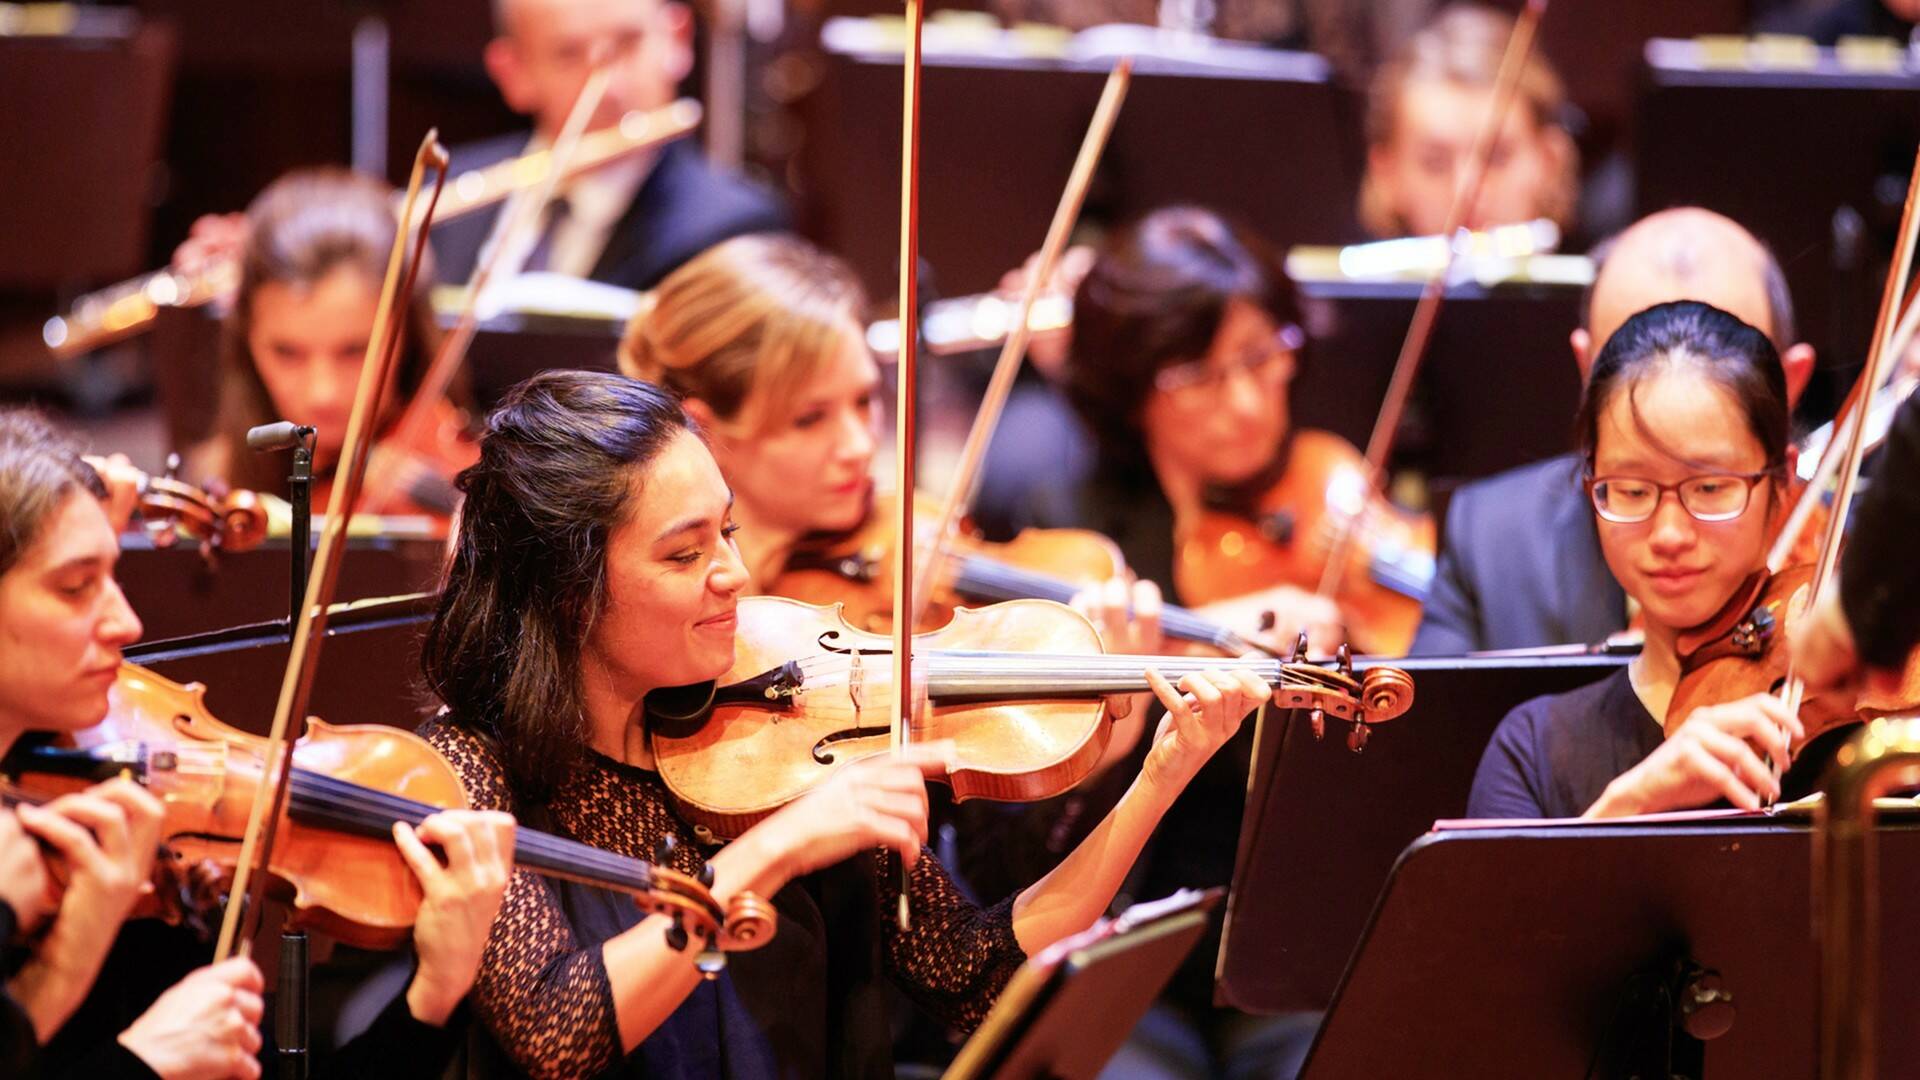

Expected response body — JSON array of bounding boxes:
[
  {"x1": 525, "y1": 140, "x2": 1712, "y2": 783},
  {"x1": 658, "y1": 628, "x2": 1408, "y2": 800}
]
[
  {"x1": 309, "y1": 397, "x2": 480, "y2": 524},
  {"x1": 91, "y1": 455, "x2": 269, "y2": 557},
  {"x1": 645, "y1": 595, "x2": 1414, "y2": 840},
  {"x1": 0, "y1": 664, "x2": 775, "y2": 962},
  {"x1": 771, "y1": 492, "x2": 1268, "y2": 656},
  {"x1": 1666, "y1": 565, "x2": 1920, "y2": 750},
  {"x1": 1173, "y1": 430, "x2": 1436, "y2": 656}
]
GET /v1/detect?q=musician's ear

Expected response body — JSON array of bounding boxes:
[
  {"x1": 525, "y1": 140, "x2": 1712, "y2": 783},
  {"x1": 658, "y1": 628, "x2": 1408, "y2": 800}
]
[
  {"x1": 485, "y1": 37, "x2": 537, "y2": 116},
  {"x1": 658, "y1": 2, "x2": 696, "y2": 86},
  {"x1": 1780, "y1": 343, "x2": 1816, "y2": 412},
  {"x1": 1569, "y1": 328, "x2": 1594, "y2": 383}
]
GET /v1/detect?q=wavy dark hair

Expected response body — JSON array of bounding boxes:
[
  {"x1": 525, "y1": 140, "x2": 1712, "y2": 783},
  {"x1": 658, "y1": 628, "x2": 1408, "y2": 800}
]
[
  {"x1": 0, "y1": 409, "x2": 106, "y2": 578},
  {"x1": 421, "y1": 371, "x2": 694, "y2": 801},
  {"x1": 1576, "y1": 300, "x2": 1789, "y2": 495},
  {"x1": 1064, "y1": 205, "x2": 1300, "y2": 475}
]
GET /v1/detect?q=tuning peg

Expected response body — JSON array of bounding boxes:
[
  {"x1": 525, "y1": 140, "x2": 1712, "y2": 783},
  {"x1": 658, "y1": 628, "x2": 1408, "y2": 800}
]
[
  {"x1": 665, "y1": 917, "x2": 690, "y2": 952},
  {"x1": 1347, "y1": 722, "x2": 1369, "y2": 753},
  {"x1": 1337, "y1": 642, "x2": 1352, "y2": 676},
  {"x1": 1292, "y1": 632, "x2": 1310, "y2": 663},
  {"x1": 655, "y1": 834, "x2": 680, "y2": 865},
  {"x1": 1309, "y1": 708, "x2": 1326, "y2": 741},
  {"x1": 699, "y1": 861, "x2": 716, "y2": 888}
]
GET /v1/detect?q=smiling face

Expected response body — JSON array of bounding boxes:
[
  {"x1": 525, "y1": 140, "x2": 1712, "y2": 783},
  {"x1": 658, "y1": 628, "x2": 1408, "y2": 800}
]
[
  {"x1": 1591, "y1": 364, "x2": 1777, "y2": 636},
  {"x1": 705, "y1": 321, "x2": 880, "y2": 535},
  {"x1": 582, "y1": 429, "x2": 750, "y2": 699},
  {"x1": 0, "y1": 492, "x2": 142, "y2": 742},
  {"x1": 1139, "y1": 298, "x2": 1295, "y2": 487}
]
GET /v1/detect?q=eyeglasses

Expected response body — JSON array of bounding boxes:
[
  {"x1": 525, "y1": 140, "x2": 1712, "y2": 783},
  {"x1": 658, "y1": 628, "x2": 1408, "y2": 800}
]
[
  {"x1": 1585, "y1": 471, "x2": 1773, "y2": 524},
  {"x1": 1153, "y1": 324, "x2": 1305, "y2": 402}
]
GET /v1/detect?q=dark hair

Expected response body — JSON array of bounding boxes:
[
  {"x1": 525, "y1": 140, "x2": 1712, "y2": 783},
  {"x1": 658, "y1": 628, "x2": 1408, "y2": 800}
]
[
  {"x1": 1064, "y1": 206, "x2": 1299, "y2": 470},
  {"x1": 421, "y1": 371, "x2": 695, "y2": 801},
  {"x1": 1576, "y1": 300, "x2": 1789, "y2": 480},
  {"x1": 0, "y1": 409, "x2": 106, "y2": 578},
  {"x1": 212, "y1": 167, "x2": 442, "y2": 496}
]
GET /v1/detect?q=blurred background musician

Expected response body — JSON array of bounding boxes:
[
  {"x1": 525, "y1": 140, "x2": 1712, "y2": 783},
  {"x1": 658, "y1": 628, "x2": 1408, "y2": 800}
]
[
  {"x1": 1411, "y1": 207, "x2": 1816, "y2": 655},
  {"x1": 179, "y1": 169, "x2": 472, "y2": 527},
  {"x1": 1356, "y1": 3, "x2": 1581, "y2": 242},
  {"x1": 431, "y1": 0, "x2": 788, "y2": 291}
]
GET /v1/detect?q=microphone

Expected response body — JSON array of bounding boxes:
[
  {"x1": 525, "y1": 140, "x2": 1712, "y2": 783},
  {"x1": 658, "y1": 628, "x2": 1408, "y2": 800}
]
[{"x1": 246, "y1": 422, "x2": 315, "y2": 453}]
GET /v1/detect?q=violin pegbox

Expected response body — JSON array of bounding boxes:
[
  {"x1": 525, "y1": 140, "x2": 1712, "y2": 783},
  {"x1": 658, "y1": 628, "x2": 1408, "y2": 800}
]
[{"x1": 1270, "y1": 653, "x2": 1415, "y2": 755}]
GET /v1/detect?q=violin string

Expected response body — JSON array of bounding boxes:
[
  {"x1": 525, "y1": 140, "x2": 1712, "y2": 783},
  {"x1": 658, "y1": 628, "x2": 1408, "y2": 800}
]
[{"x1": 287, "y1": 770, "x2": 656, "y2": 891}]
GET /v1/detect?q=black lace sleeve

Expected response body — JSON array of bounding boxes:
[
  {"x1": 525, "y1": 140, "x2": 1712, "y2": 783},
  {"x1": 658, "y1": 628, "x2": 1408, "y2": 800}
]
[
  {"x1": 420, "y1": 720, "x2": 623, "y2": 1080},
  {"x1": 869, "y1": 850, "x2": 1026, "y2": 1033}
]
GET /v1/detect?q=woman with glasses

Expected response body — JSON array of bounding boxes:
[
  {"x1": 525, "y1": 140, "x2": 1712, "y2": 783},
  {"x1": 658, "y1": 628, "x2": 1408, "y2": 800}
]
[{"x1": 1467, "y1": 300, "x2": 1826, "y2": 820}]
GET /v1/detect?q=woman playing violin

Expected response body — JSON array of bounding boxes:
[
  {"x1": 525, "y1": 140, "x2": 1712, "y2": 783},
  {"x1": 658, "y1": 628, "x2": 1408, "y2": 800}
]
[
  {"x1": 416, "y1": 369, "x2": 1280, "y2": 1078},
  {"x1": 1468, "y1": 301, "x2": 1843, "y2": 820},
  {"x1": 181, "y1": 168, "x2": 475, "y2": 527},
  {"x1": 0, "y1": 408, "x2": 510, "y2": 1079}
]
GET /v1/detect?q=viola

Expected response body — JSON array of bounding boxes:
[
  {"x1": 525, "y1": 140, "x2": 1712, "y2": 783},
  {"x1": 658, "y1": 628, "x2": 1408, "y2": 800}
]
[
  {"x1": 771, "y1": 492, "x2": 1266, "y2": 656},
  {"x1": 1173, "y1": 430, "x2": 1436, "y2": 656},
  {"x1": 645, "y1": 595, "x2": 1414, "y2": 841},
  {"x1": 0, "y1": 664, "x2": 775, "y2": 963}
]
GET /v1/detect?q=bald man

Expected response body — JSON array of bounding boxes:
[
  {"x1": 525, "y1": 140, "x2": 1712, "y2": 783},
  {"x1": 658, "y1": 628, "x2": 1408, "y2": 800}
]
[
  {"x1": 1409, "y1": 207, "x2": 1815, "y2": 655},
  {"x1": 432, "y1": 0, "x2": 788, "y2": 290}
]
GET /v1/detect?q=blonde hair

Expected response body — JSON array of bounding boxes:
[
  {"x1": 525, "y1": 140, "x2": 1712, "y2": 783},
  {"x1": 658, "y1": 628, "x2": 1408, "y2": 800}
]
[
  {"x1": 1357, "y1": 3, "x2": 1578, "y2": 238},
  {"x1": 617, "y1": 234, "x2": 867, "y2": 432}
]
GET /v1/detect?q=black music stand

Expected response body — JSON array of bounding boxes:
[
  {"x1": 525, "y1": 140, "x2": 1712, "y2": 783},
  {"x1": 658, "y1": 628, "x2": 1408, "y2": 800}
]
[
  {"x1": 943, "y1": 889, "x2": 1222, "y2": 1080},
  {"x1": 1297, "y1": 817, "x2": 1920, "y2": 1079},
  {"x1": 1217, "y1": 652, "x2": 1628, "y2": 1014}
]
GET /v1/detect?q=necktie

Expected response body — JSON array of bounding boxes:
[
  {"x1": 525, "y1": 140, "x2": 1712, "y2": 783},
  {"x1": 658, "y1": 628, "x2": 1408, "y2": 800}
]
[{"x1": 521, "y1": 196, "x2": 573, "y2": 275}]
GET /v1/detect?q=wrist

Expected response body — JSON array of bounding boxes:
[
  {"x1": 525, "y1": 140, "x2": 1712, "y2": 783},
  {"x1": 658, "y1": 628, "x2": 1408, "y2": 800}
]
[
  {"x1": 12, "y1": 961, "x2": 84, "y2": 1043},
  {"x1": 405, "y1": 975, "x2": 463, "y2": 1028},
  {"x1": 714, "y1": 821, "x2": 793, "y2": 899}
]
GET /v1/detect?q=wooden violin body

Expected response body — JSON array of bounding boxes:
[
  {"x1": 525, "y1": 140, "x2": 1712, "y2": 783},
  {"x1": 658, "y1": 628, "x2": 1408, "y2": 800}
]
[
  {"x1": 648, "y1": 596, "x2": 1415, "y2": 841},
  {"x1": 1174, "y1": 430, "x2": 1435, "y2": 655},
  {"x1": 1668, "y1": 565, "x2": 1920, "y2": 749},
  {"x1": 772, "y1": 492, "x2": 1124, "y2": 633},
  {"x1": 311, "y1": 398, "x2": 479, "y2": 526},
  {"x1": 1, "y1": 665, "x2": 774, "y2": 955}
]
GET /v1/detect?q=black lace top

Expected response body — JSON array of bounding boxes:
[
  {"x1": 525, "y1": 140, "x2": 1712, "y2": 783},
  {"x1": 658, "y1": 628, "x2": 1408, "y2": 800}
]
[{"x1": 421, "y1": 719, "x2": 1025, "y2": 1080}]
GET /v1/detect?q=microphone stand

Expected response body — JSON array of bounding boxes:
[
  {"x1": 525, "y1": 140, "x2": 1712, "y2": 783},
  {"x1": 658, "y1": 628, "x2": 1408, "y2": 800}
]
[{"x1": 288, "y1": 429, "x2": 316, "y2": 633}]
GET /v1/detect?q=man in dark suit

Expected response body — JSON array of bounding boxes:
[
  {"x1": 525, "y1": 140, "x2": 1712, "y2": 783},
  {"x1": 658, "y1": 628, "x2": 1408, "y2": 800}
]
[
  {"x1": 431, "y1": 0, "x2": 788, "y2": 290},
  {"x1": 1409, "y1": 207, "x2": 1816, "y2": 655}
]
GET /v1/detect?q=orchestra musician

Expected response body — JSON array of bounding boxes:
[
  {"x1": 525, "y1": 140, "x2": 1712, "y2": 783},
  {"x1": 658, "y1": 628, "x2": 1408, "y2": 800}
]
[
  {"x1": 431, "y1": 0, "x2": 788, "y2": 290},
  {"x1": 180, "y1": 168, "x2": 475, "y2": 525},
  {"x1": 1357, "y1": 2, "x2": 1579, "y2": 240},
  {"x1": 1466, "y1": 301, "x2": 1838, "y2": 820},
  {"x1": 414, "y1": 369, "x2": 1280, "y2": 1078},
  {"x1": 1412, "y1": 207, "x2": 1817, "y2": 655},
  {"x1": 0, "y1": 408, "x2": 514, "y2": 1079}
]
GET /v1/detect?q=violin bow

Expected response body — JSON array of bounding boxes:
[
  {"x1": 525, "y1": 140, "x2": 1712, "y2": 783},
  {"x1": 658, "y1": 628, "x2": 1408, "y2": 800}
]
[
  {"x1": 906, "y1": 58, "x2": 1132, "y2": 632},
  {"x1": 212, "y1": 133, "x2": 451, "y2": 962},
  {"x1": 1778, "y1": 147, "x2": 1920, "y2": 717},
  {"x1": 1767, "y1": 190, "x2": 1920, "y2": 574},
  {"x1": 1314, "y1": 0, "x2": 1547, "y2": 605},
  {"x1": 380, "y1": 62, "x2": 622, "y2": 484},
  {"x1": 888, "y1": 0, "x2": 925, "y2": 932}
]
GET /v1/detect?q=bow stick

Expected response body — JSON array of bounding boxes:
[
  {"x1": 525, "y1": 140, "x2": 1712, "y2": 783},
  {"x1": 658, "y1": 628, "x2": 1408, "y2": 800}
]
[
  {"x1": 905, "y1": 59, "x2": 1132, "y2": 633},
  {"x1": 212, "y1": 133, "x2": 451, "y2": 962},
  {"x1": 888, "y1": 0, "x2": 926, "y2": 932},
  {"x1": 1778, "y1": 148, "x2": 1920, "y2": 719},
  {"x1": 1315, "y1": 0, "x2": 1547, "y2": 606}
]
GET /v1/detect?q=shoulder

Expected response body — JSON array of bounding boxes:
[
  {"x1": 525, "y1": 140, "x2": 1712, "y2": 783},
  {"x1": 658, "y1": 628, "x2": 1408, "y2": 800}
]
[
  {"x1": 420, "y1": 715, "x2": 516, "y2": 813},
  {"x1": 445, "y1": 131, "x2": 532, "y2": 175},
  {"x1": 650, "y1": 144, "x2": 788, "y2": 234},
  {"x1": 1452, "y1": 453, "x2": 1584, "y2": 510}
]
